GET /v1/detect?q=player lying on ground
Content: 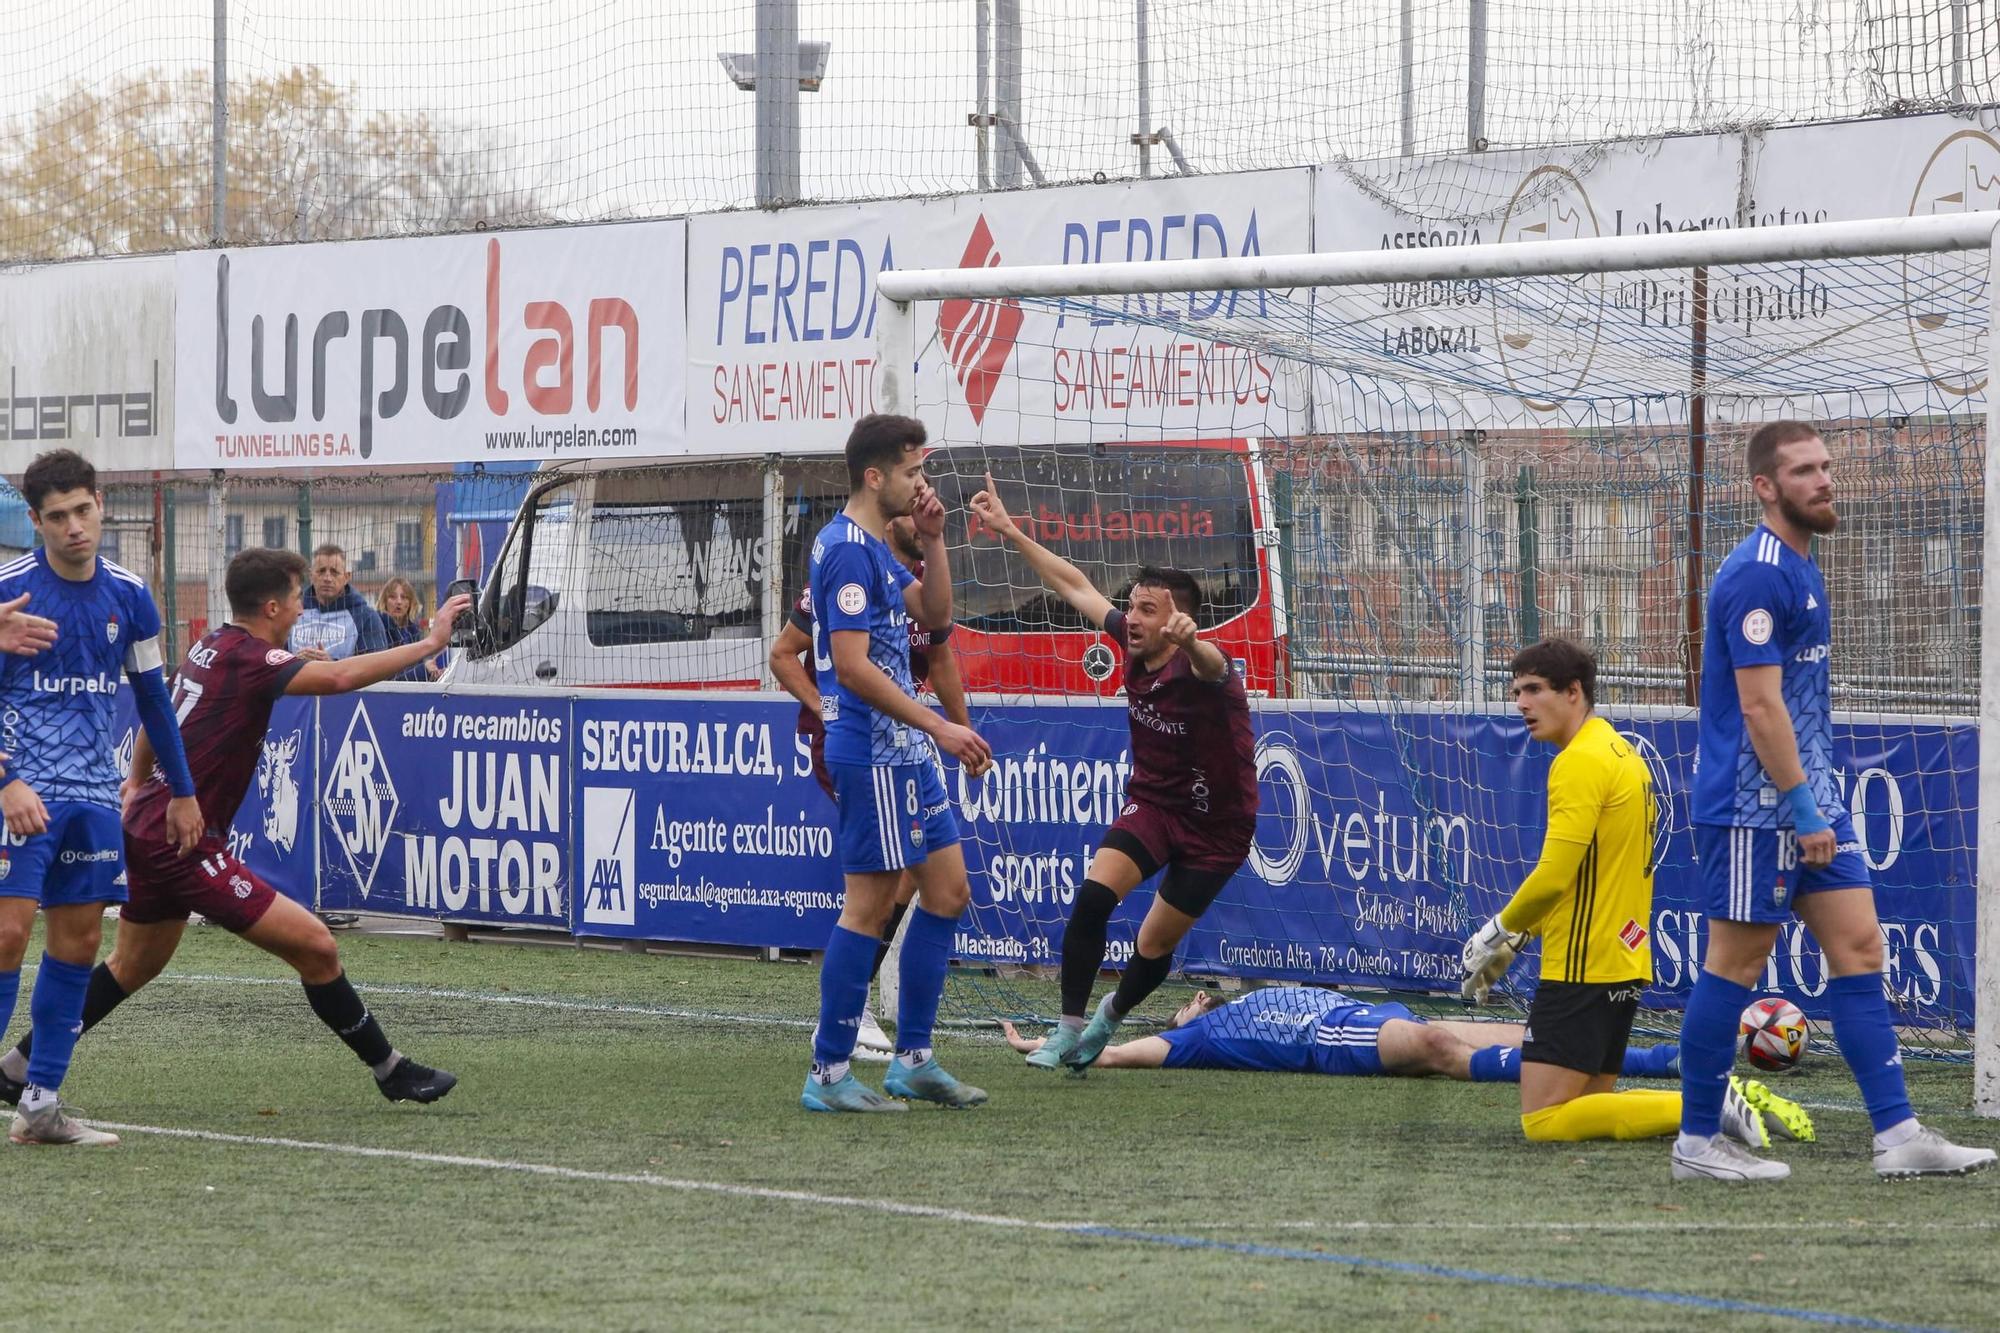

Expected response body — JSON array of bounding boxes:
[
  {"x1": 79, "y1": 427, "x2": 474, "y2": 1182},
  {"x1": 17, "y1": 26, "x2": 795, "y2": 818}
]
[
  {"x1": 770, "y1": 512, "x2": 981, "y2": 1061},
  {"x1": 0, "y1": 548, "x2": 472, "y2": 1112},
  {"x1": 0, "y1": 449, "x2": 203, "y2": 1147},
  {"x1": 801, "y1": 414, "x2": 994, "y2": 1113},
  {"x1": 968, "y1": 475, "x2": 1257, "y2": 1072},
  {"x1": 1001, "y1": 986, "x2": 1697, "y2": 1087},
  {"x1": 1461, "y1": 639, "x2": 1809, "y2": 1148},
  {"x1": 1671, "y1": 419, "x2": 1992, "y2": 1181}
]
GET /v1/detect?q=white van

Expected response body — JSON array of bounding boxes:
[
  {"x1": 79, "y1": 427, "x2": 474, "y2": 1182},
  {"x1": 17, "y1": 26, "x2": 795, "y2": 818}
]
[{"x1": 443, "y1": 455, "x2": 847, "y2": 689}]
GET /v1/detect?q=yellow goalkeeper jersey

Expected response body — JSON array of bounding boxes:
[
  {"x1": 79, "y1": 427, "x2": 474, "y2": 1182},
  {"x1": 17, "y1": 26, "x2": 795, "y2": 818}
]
[{"x1": 1502, "y1": 715, "x2": 1656, "y2": 985}]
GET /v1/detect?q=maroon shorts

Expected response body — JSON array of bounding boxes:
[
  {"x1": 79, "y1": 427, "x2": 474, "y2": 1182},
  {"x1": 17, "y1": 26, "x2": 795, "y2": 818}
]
[
  {"x1": 120, "y1": 833, "x2": 280, "y2": 934},
  {"x1": 1107, "y1": 800, "x2": 1256, "y2": 876}
]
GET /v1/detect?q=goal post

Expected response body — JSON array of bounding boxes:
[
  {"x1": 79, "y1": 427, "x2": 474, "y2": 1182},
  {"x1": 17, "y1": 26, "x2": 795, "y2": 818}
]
[{"x1": 876, "y1": 212, "x2": 2000, "y2": 1117}]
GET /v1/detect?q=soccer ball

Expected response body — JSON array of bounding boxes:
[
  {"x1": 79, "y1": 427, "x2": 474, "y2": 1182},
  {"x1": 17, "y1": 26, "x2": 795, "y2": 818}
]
[{"x1": 1739, "y1": 996, "x2": 1809, "y2": 1072}]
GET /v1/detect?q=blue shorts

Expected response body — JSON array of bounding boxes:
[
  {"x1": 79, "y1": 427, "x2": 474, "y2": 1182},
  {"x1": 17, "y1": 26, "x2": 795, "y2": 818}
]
[
  {"x1": 0, "y1": 801, "x2": 127, "y2": 907},
  {"x1": 1306, "y1": 1002, "x2": 1415, "y2": 1077},
  {"x1": 828, "y1": 759, "x2": 959, "y2": 874},
  {"x1": 1694, "y1": 818, "x2": 1871, "y2": 924}
]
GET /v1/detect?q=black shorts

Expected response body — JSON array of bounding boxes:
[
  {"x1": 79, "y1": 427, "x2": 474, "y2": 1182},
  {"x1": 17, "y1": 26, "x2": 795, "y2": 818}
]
[{"x1": 1521, "y1": 980, "x2": 1643, "y2": 1076}]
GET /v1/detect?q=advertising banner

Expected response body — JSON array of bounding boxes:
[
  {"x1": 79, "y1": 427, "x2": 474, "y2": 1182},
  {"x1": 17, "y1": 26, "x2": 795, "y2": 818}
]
[
  {"x1": 1313, "y1": 111, "x2": 1993, "y2": 427},
  {"x1": 315, "y1": 691, "x2": 567, "y2": 926},
  {"x1": 686, "y1": 169, "x2": 1314, "y2": 453},
  {"x1": 570, "y1": 696, "x2": 842, "y2": 946},
  {"x1": 175, "y1": 221, "x2": 686, "y2": 468},
  {"x1": 0, "y1": 256, "x2": 175, "y2": 475}
]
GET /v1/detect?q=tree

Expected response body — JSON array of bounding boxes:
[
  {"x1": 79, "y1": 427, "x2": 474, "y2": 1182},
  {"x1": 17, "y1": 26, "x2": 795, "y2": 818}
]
[{"x1": 0, "y1": 66, "x2": 551, "y2": 261}]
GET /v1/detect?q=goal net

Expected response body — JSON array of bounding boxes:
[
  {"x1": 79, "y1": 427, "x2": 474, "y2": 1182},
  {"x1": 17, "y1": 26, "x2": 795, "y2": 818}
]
[{"x1": 876, "y1": 213, "x2": 1998, "y2": 1072}]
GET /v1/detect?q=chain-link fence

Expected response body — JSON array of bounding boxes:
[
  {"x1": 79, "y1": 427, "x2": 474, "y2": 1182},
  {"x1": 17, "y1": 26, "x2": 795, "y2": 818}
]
[{"x1": 4, "y1": 1, "x2": 1997, "y2": 259}]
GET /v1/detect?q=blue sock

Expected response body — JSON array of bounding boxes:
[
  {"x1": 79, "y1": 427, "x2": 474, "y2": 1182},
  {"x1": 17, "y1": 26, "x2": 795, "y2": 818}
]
[
  {"x1": 812, "y1": 925, "x2": 878, "y2": 1070},
  {"x1": 25, "y1": 954, "x2": 92, "y2": 1093},
  {"x1": 1678, "y1": 971, "x2": 1752, "y2": 1137},
  {"x1": 0, "y1": 967, "x2": 17, "y2": 1037},
  {"x1": 1468, "y1": 1045, "x2": 1517, "y2": 1082},
  {"x1": 1623, "y1": 1043, "x2": 1680, "y2": 1078},
  {"x1": 893, "y1": 906, "x2": 957, "y2": 1058},
  {"x1": 1827, "y1": 973, "x2": 1914, "y2": 1133}
]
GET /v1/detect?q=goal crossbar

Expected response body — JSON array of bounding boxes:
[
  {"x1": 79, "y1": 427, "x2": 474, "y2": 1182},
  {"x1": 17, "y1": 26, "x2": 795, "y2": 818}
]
[{"x1": 877, "y1": 211, "x2": 2000, "y2": 303}]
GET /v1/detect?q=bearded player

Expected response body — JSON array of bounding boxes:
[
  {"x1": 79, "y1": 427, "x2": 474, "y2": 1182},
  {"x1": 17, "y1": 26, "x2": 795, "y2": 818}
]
[
  {"x1": 0, "y1": 548, "x2": 470, "y2": 1108},
  {"x1": 968, "y1": 474, "x2": 1257, "y2": 1070},
  {"x1": 771, "y1": 512, "x2": 977, "y2": 1060}
]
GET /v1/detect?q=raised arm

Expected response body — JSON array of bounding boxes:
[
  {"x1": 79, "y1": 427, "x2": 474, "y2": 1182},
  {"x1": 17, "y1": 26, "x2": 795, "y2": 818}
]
[
  {"x1": 285, "y1": 595, "x2": 469, "y2": 696},
  {"x1": 966, "y1": 473, "x2": 1115, "y2": 630}
]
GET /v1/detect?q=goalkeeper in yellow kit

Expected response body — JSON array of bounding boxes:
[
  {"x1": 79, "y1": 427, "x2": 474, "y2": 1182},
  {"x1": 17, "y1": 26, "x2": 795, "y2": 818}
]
[{"x1": 1460, "y1": 639, "x2": 1811, "y2": 1146}]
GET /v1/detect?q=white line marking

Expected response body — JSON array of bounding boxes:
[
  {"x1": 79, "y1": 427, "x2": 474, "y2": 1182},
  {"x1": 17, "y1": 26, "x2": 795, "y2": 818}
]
[{"x1": 72, "y1": 1121, "x2": 2000, "y2": 1243}]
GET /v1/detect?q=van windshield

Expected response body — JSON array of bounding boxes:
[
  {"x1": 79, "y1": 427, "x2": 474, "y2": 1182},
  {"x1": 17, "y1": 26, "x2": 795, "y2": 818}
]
[{"x1": 925, "y1": 444, "x2": 1261, "y2": 632}]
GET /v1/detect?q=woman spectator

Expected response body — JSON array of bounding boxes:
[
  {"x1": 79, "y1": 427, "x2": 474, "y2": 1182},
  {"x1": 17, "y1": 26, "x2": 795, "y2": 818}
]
[{"x1": 376, "y1": 576, "x2": 442, "y2": 681}]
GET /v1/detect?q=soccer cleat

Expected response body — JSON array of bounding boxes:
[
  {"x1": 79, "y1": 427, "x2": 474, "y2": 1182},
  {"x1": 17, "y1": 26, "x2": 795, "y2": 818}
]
[
  {"x1": 852, "y1": 1007, "x2": 895, "y2": 1063},
  {"x1": 0, "y1": 1064, "x2": 21, "y2": 1108},
  {"x1": 1026, "y1": 1022, "x2": 1082, "y2": 1070},
  {"x1": 1671, "y1": 1134, "x2": 1790, "y2": 1182},
  {"x1": 1065, "y1": 994, "x2": 1123, "y2": 1069},
  {"x1": 1873, "y1": 1126, "x2": 1997, "y2": 1180},
  {"x1": 800, "y1": 1072, "x2": 907, "y2": 1113},
  {"x1": 882, "y1": 1057, "x2": 988, "y2": 1109},
  {"x1": 1721, "y1": 1075, "x2": 1771, "y2": 1149},
  {"x1": 9, "y1": 1101, "x2": 119, "y2": 1147},
  {"x1": 1738, "y1": 1078, "x2": 1815, "y2": 1143},
  {"x1": 376, "y1": 1058, "x2": 458, "y2": 1105}
]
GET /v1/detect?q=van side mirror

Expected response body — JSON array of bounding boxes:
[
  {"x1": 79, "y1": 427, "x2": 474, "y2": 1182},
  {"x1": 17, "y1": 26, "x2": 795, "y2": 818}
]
[{"x1": 445, "y1": 577, "x2": 483, "y2": 651}]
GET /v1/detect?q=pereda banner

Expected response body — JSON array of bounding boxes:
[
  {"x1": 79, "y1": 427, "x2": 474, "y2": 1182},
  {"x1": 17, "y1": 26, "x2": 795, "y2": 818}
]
[
  {"x1": 0, "y1": 255, "x2": 175, "y2": 475},
  {"x1": 685, "y1": 168, "x2": 1313, "y2": 452},
  {"x1": 174, "y1": 221, "x2": 686, "y2": 468}
]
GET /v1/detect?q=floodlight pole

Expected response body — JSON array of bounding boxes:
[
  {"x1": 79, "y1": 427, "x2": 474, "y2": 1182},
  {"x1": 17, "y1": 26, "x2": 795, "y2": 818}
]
[
  {"x1": 211, "y1": 0, "x2": 227, "y2": 242},
  {"x1": 755, "y1": 0, "x2": 801, "y2": 206},
  {"x1": 1135, "y1": 0, "x2": 1152, "y2": 178},
  {"x1": 994, "y1": 0, "x2": 1025, "y2": 188}
]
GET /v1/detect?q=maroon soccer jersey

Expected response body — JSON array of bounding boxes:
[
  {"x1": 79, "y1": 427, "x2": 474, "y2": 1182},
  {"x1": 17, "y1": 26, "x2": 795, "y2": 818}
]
[
  {"x1": 1104, "y1": 608, "x2": 1258, "y2": 826},
  {"x1": 788, "y1": 562, "x2": 951, "y2": 745},
  {"x1": 126, "y1": 625, "x2": 305, "y2": 842}
]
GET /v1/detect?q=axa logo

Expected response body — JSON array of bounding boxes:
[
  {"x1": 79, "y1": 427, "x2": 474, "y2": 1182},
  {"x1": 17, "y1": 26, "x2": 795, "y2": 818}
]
[
  {"x1": 937, "y1": 217, "x2": 1023, "y2": 425},
  {"x1": 211, "y1": 240, "x2": 640, "y2": 457},
  {"x1": 324, "y1": 701, "x2": 399, "y2": 900},
  {"x1": 258, "y1": 730, "x2": 302, "y2": 855},
  {"x1": 581, "y1": 785, "x2": 636, "y2": 927}
]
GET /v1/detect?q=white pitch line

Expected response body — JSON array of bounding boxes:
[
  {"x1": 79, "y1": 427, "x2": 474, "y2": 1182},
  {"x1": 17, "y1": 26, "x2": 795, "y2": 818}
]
[{"x1": 88, "y1": 1121, "x2": 2000, "y2": 1238}]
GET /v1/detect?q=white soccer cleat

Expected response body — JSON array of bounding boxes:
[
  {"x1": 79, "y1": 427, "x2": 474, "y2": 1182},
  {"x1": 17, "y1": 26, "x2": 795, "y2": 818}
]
[
  {"x1": 1721, "y1": 1075, "x2": 1771, "y2": 1149},
  {"x1": 1671, "y1": 1134, "x2": 1790, "y2": 1182},
  {"x1": 9, "y1": 1102, "x2": 120, "y2": 1147},
  {"x1": 1873, "y1": 1126, "x2": 1997, "y2": 1180},
  {"x1": 853, "y1": 1007, "x2": 894, "y2": 1063}
]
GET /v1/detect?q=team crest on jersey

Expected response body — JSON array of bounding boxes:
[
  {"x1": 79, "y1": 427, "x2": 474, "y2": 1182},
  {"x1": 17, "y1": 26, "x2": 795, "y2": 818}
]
[
  {"x1": 1774, "y1": 876, "x2": 1788, "y2": 906},
  {"x1": 909, "y1": 821, "x2": 923, "y2": 849},
  {"x1": 0, "y1": 850, "x2": 11, "y2": 880},
  {"x1": 1618, "y1": 918, "x2": 1647, "y2": 951},
  {"x1": 229, "y1": 875, "x2": 253, "y2": 899},
  {"x1": 837, "y1": 583, "x2": 867, "y2": 616},
  {"x1": 265, "y1": 648, "x2": 294, "y2": 667},
  {"x1": 106, "y1": 616, "x2": 120, "y2": 644},
  {"x1": 1741, "y1": 609, "x2": 1773, "y2": 645}
]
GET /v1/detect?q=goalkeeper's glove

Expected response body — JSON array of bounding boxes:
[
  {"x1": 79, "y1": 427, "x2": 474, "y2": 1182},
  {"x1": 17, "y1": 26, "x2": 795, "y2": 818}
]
[{"x1": 1460, "y1": 915, "x2": 1529, "y2": 1005}]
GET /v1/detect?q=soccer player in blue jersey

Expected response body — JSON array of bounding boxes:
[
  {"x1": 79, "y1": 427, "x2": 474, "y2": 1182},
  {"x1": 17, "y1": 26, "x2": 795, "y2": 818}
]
[
  {"x1": 801, "y1": 414, "x2": 994, "y2": 1113},
  {"x1": 0, "y1": 450, "x2": 202, "y2": 1147},
  {"x1": 1004, "y1": 987, "x2": 1685, "y2": 1084},
  {"x1": 1674, "y1": 421, "x2": 1994, "y2": 1182}
]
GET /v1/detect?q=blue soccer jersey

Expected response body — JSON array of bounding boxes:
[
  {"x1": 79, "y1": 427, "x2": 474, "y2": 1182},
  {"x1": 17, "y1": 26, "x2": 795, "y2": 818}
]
[
  {"x1": 0, "y1": 549, "x2": 167, "y2": 808},
  {"x1": 1157, "y1": 987, "x2": 1411, "y2": 1075},
  {"x1": 1692, "y1": 524, "x2": 1835, "y2": 829},
  {"x1": 808, "y1": 513, "x2": 931, "y2": 768}
]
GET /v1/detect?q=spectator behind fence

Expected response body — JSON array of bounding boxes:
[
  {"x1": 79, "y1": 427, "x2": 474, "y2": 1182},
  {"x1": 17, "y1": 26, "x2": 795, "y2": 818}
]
[
  {"x1": 289, "y1": 544, "x2": 388, "y2": 662},
  {"x1": 377, "y1": 576, "x2": 441, "y2": 681}
]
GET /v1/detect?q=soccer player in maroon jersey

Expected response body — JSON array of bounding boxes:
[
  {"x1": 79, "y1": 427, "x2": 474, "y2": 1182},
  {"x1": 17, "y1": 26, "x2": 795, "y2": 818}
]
[
  {"x1": 968, "y1": 475, "x2": 1258, "y2": 1070},
  {"x1": 768, "y1": 514, "x2": 979, "y2": 1060},
  {"x1": 0, "y1": 548, "x2": 472, "y2": 1107}
]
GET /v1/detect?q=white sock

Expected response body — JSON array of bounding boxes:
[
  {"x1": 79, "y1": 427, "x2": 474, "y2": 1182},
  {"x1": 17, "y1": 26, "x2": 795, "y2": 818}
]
[
  {"x1": 813, "y1": 1060, "x2": 850, "y2": 1086},
  {"x1": 0, "y1": 1048, "x2": 25, "y2": 1081},
  {"x1": 1874, "y1": 1118, "x2": 1921, "y2": 1150},
  {"x1": 21, "y1": 1084, "x2": 57, "y2": 1114},
  {"x1": 1675, "y1": 1131, "x2": 1716, "y2": 1155},
  {"x1": 895, "y1": 1047, "x2": 932, "y2": 1069}
]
